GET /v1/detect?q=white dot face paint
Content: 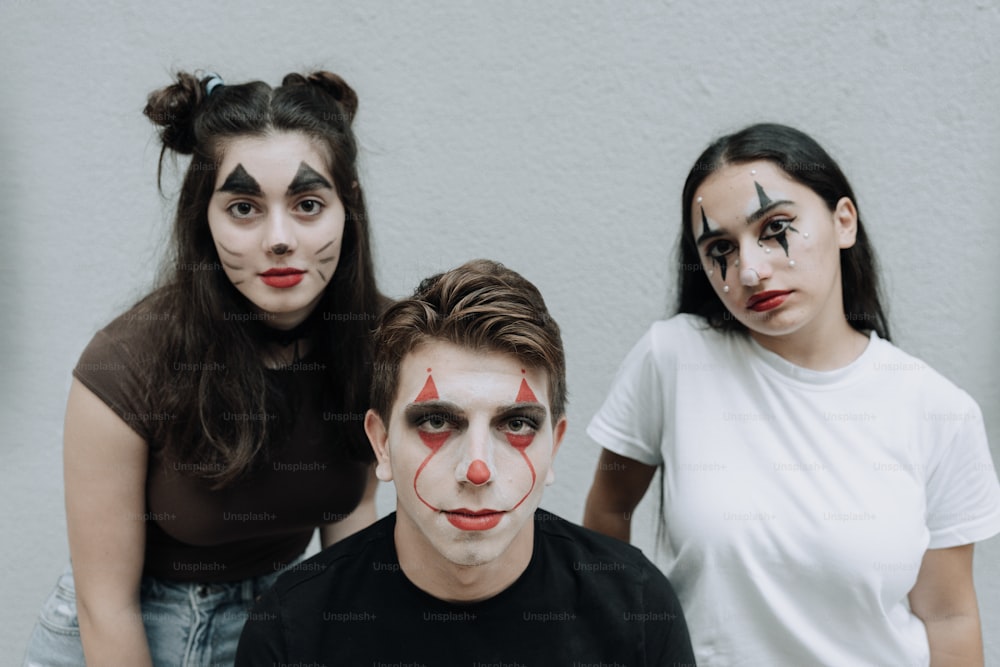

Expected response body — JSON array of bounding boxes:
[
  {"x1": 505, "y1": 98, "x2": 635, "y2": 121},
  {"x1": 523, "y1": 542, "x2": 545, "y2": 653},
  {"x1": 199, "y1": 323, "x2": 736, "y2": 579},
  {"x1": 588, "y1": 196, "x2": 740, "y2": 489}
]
[
  {"x1": 690, "y1": 160, "x2": 858, "y2": 346},
  {"x1": 372, "y1": 341, "x2": 565, "y2": 572},
  {"x1": 206, "y1": 132, "x2": 345, "y2": 330}
]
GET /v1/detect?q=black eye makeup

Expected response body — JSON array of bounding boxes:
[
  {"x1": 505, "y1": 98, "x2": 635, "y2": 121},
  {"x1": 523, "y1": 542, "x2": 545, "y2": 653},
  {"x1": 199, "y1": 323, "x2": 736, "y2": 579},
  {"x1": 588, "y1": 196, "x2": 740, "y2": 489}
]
[
  {"x1": 697, "y1": 206, "x2": 729, "y2": 280},
  {"x1": 286, "y1": 162, "x2": 333, "y2": 196},
  {"x1": 759, "y1": 217, "x2": 799, "y2": 256},
  {"x1": 495, "y1": 407, "x2": 546, "y2": 432},
  {"x1": 218, "y1": 164, "x2": 262, "y2": 196}
]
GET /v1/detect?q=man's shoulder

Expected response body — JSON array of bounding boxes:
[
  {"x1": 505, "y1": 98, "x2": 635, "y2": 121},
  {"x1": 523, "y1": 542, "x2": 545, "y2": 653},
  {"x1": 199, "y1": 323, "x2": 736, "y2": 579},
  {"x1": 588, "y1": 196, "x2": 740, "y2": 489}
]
[
  {"x1": 269, "y1": 512, "x2": 397, "y2": 598},
  {"x1": 534, "y1": 508, "x2": 657, "y2": 578}
]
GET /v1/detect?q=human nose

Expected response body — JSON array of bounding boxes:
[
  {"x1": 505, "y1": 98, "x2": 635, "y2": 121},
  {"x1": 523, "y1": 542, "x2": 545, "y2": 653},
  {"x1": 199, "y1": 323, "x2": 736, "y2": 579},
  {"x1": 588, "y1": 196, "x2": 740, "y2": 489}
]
[
  {"x1": 263, "y1": 210, "x2": 297, "y2": 256},
  {"x1": 455, "y1": 421, "x2": 495, "y2": 486},
  {"x1": 738, "y1": 242, "x2": 774, "y2": 287}
]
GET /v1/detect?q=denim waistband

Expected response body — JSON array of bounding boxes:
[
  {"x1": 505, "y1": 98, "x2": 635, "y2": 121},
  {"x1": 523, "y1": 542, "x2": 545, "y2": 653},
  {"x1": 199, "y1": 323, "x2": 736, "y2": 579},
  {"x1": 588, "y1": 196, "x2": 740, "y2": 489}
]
[{"x1": 138, "y1": 553, "x2": 304, "y2": 609}]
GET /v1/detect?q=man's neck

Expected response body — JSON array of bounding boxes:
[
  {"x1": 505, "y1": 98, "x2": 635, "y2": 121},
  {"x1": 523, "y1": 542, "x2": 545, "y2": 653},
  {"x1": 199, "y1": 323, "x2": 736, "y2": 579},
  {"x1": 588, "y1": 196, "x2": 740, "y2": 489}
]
[{"x1": 393, "y1": 514, "x2": 535, "y2": 603}]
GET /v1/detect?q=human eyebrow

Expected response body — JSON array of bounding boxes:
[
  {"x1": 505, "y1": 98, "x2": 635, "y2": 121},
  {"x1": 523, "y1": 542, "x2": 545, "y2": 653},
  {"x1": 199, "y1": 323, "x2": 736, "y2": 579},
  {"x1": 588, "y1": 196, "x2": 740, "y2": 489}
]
[
  {"x1": 495, "y1": 404, "x2": 547, "y2": 426},
  {"x1": 218, "y1": 164, "x2": 262, "y2": 195},
  {"x1": 746, "y1": 200, "x2": 795, "y2": 225},
  {"x1": 403, "y1": 401, "x2": 465, "y2": 423},
  {"x1": 287, "y1": 162, "x2": 333, "y2": 196}
]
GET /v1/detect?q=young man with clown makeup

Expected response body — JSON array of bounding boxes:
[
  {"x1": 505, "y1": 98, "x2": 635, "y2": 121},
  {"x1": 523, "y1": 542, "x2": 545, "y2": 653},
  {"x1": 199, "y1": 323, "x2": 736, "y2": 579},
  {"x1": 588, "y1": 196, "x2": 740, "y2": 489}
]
[{"x1": 236, "y1": 259, "x2": 695, "y2": 665}]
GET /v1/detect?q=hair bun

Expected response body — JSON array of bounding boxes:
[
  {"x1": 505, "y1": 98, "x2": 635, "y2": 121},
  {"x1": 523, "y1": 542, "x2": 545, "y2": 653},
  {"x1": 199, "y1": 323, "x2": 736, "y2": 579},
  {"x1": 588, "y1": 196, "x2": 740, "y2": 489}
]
[
  {"x1": 282, "y1": 71, "x2": 358, "y2": 121},
  {"x1": 144, "y1": 71, "x2": 211, "y2": 155}
]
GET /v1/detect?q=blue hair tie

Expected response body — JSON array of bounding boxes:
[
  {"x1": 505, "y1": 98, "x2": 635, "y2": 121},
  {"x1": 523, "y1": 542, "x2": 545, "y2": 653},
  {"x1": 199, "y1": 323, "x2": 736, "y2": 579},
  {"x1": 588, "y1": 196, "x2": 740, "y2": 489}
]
[{"x1": 205, "y1": 73, "x2": 224, "y2": 96}]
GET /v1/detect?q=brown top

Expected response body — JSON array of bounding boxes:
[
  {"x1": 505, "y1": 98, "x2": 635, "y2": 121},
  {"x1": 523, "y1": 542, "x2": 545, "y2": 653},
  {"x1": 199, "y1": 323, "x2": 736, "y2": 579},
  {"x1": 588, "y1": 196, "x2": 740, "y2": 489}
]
[{"x1": 72, "y1": 312, "x2": 369, "y2": 582}]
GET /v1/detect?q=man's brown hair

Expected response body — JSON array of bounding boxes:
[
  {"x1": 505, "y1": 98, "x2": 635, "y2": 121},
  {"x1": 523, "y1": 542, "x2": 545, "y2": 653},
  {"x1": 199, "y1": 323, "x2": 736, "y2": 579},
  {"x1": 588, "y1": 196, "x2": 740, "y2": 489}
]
[{"x1": 371, "y1": 259, "x2": 566, "y2": 422}]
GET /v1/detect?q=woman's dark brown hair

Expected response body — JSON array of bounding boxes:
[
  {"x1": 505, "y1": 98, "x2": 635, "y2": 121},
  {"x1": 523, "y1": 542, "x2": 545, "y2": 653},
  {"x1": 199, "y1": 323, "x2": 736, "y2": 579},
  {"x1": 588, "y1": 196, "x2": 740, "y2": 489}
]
[{"x1": 138, "y1": 71, "x2": 380, "y2": 487}]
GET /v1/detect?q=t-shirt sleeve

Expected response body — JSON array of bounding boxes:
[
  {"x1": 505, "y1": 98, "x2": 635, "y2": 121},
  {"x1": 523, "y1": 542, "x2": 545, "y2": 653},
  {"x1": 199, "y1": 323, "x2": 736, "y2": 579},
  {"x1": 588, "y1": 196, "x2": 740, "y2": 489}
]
[
  {"x1": 235, "y1": 586, "x2": 287, "y2": 665},
  {"x1": 587, "y1": 327, "x2": 667, "y2": 466},
  {"x1": 641, "y1": 561, "x2": 696, "y2": 665},
  {"x1": 924, "y1": 400, "x2": 1000, "y2": 549},
  {"x1": 72, "y1": 325, "x2": 154, "y2": 441}
]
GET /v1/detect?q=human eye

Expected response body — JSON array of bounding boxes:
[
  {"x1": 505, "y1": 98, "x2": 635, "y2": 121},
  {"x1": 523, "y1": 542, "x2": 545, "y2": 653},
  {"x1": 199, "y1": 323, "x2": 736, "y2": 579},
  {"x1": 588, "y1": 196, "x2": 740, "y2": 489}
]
[
  {"x1": 760, "y1": 217, "x2": 795, "y2": 239},
  {"x1": 417, "y1": 413, "x2": 455, "y2": 433},
  {"x1": 295, "y1": 199, "x2": 324, "y2": 216},
  {"x1": 227, "y1": 201, "x2": 259, "y2": 220},
  {"x1": 503, "y1": 415, "x2": 539, "y2": 435},
  {"x1": 706, "y1": 239, "x2": 735, "y2": 259}
]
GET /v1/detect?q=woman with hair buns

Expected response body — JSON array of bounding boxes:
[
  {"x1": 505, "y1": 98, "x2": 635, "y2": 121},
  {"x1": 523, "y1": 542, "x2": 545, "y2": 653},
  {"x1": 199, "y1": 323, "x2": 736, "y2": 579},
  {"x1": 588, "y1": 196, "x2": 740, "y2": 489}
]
[{"x1": 24, "y1": 70, "x2": 386, "y2": 666}]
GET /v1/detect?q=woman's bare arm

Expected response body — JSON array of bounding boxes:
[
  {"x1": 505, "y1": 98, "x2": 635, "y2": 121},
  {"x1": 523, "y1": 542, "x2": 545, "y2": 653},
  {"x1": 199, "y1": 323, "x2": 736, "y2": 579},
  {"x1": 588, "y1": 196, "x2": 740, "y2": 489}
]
[
  {"x1": 583, "y1": 449, "x2": 657, "y2": 542},
  {"x1": 909, "y1": 543, "x2": 983, "y2": 667},
  {"x1": 64, "y1": 379, "x2": 154, "y2": 666}
]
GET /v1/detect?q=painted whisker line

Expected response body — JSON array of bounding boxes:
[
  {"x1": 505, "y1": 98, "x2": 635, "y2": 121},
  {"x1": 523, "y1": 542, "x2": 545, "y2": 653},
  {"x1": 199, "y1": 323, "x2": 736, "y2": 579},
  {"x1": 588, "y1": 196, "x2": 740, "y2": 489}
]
[
  {"x1": 318, "y1": 256, "x2": 336, "y2": 264},
  {"x1": 221, "y1": 261, "x2": 243, "y2": 271},
  {"x1": 218, "y1": 242, "x2": 243, "y2": 257},
  {"x1": 317, "y1": 269, "x2": 327, "y2": 282},
  {"x1": 314, "y1": 239, "x2": 336, "y2": 255}
]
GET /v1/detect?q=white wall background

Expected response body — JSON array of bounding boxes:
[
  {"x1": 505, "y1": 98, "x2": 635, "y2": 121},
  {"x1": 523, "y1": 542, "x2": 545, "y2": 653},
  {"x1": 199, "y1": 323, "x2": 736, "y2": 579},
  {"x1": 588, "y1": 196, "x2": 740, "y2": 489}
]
[{"x1": 2, "y1": 0, "x2": 998, "y2": 660}]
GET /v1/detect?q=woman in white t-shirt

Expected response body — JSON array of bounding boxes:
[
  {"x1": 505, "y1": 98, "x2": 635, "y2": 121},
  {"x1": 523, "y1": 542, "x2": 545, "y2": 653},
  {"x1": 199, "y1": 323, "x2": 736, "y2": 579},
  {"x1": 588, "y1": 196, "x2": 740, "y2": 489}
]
[{"x1": 583, "y1": 123, "x2": 1000, "y2": 666}]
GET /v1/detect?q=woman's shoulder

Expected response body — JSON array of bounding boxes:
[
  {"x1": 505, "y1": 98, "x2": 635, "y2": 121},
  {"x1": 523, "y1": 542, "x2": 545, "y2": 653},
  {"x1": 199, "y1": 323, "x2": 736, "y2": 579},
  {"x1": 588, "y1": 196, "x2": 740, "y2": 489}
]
[
  {"x1": 75, "y1": 292, "x2": 176, "y2": 379},
  {"x1": 868, "y1": 335, "x2": 980, "y2": 414},
  {"x1": 644, "y1": 313, "x2": 740, "y2": 358}
]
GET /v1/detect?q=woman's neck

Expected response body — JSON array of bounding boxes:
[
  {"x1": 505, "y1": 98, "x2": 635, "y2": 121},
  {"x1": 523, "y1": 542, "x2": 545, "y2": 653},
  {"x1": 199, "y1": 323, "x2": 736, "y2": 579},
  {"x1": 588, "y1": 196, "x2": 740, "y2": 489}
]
[{"x1": 750, "y1": 318, "x2": 870, "y2": 371}]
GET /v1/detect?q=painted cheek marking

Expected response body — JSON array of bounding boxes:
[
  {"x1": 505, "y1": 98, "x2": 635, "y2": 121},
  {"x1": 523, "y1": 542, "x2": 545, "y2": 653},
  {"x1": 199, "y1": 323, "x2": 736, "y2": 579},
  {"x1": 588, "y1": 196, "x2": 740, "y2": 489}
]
[
  {"x1": 414, "y1": 453, "x2": 442, "y2": 512},
  {"x1": 467, "y1": 459, "x2": 491, "y2": 485},
  {"x1": 509, "y1": 369, "x2": 538, "y2": 510},
  {"x1": 418, "y1": 430, "x2": 448, "y2": 450},
  {"x1": 414, "y1": 369, "x2": 444, "y2": 511},
  {"x1": 507, "y1": 438, "x2": 537, "y2": 511}
]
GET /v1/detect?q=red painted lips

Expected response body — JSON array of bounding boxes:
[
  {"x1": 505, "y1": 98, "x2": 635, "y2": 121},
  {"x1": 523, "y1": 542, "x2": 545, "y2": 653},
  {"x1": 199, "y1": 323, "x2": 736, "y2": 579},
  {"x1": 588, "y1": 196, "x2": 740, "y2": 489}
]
[
  {"x1": 260, "y1": 267, "x2": 305, "y2": 288},
  {"x1": 444, "y1": 509, "x2": 504, "y2": 531},
  {"x1": 746, "y1": 290, "x2": 791, "y2": 312}
]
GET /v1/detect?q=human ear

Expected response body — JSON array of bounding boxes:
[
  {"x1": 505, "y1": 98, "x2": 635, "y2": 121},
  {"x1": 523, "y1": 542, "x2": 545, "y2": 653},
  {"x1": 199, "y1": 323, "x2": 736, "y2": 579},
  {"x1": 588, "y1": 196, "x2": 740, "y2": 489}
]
[
  {"x1": 365, "y1": 409, "x2": 393, "y2": 482},
  {"x1": 833, "y1": 197, "x2": 859, "y2": 249},
  {"x1": 544, "y1": 416, "x2": 569, "y2": 486}
]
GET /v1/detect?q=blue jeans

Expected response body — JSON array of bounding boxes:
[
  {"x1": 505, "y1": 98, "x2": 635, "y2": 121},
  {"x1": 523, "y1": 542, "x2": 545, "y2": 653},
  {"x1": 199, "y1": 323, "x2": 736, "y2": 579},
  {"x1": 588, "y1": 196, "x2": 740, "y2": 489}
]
[{"x1": 23, "y1": 558, "x2": 299, "y2": 667}]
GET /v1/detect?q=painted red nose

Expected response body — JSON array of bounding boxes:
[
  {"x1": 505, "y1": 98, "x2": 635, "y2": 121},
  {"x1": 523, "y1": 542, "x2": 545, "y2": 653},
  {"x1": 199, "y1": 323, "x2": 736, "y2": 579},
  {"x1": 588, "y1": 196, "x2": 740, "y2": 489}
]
[{"x1": 467, "y1": 459, "x2": 491, "y2": 485}]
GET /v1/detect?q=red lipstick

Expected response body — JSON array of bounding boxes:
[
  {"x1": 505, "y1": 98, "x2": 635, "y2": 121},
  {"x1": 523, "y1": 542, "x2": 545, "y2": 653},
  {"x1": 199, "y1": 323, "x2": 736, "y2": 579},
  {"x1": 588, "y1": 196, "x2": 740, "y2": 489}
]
[
  {"x1": 746, "y1": 290, "x2": 791, "y2": 312},
  {"x1": 260, "y1": 267, "x2": 305, "y2": 288},
  {"x1": 444, "y1": 509, "x2": 504, "y2": 531}
]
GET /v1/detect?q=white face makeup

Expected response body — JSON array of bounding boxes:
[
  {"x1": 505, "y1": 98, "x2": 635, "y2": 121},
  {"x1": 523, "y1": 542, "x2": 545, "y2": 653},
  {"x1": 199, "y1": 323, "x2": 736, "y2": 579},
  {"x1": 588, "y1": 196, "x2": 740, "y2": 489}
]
[
  {"x1": 692, "y1": 160, "x2": 859, "y2": 343},
  {"x1": 207, "y1": 132, "x2": 345, "y2": 329},
  {"x1": 365, "y1": 341, "x2": 566, "y2": 573}
]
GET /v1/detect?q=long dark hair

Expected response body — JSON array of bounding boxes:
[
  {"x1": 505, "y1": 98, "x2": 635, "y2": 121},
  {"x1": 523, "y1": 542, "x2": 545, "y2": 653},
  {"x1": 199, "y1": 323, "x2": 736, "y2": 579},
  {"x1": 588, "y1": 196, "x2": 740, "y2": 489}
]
[
  {"x1": 675, "y1": 123, "x2": 891, "y2": 340},
  {"x1": 136, "y1": 71, "x2": 381, "y2": 487}
]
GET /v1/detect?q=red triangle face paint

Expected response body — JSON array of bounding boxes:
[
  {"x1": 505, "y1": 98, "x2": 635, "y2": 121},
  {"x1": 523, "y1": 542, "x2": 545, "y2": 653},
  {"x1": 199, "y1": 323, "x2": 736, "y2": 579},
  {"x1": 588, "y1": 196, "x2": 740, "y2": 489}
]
[
  {"x1": 415, "y1": 374, "x2": 439, "y2": 403},
  {"x1": 515, "y1": 378, "x2": 537, "y2": 403},
  {"x1": 505, "y1": 432, "x2": 534, "y2": 449},
  {"x1": 418, "y1": 430, "x2": 449, "y2": 450}
]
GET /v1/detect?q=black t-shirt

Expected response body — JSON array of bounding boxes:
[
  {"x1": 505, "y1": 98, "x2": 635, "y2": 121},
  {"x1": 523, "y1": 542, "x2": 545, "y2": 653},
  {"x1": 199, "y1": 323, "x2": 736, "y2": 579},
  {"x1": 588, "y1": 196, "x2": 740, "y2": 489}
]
[
  {"x1": 73, "y1": 310, "x2": 370, "y2": 582},
  {"x1": 236, "y1": 509, "x2": 696, "y2": 666}
]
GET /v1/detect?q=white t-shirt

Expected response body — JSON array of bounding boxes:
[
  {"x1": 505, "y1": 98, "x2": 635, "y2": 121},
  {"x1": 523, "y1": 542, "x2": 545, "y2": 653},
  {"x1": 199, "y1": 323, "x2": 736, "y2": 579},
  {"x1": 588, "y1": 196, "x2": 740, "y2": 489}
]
[{"x1": 588, "y1": 314, "x2": 1000, "y2": 667}]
